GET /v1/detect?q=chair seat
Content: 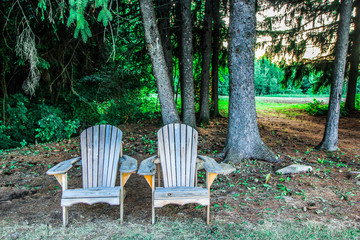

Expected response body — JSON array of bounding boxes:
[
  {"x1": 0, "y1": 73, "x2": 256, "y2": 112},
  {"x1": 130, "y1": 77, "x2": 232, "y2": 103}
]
[
  {"x1": 154, "y1": 187, "x2": 210, "y2": 207},
  {"x1": 61, "y1": 187, "x2": 121, "y2": 207}
]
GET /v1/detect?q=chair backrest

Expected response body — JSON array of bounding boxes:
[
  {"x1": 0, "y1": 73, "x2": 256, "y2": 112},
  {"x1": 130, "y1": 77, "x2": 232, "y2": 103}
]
[
  {"x1": 80, "y1": 125, "x2": 123, "y2": 188},
  {"x1": 157, "y1": 123, "x2": 198, "y2": 188}
]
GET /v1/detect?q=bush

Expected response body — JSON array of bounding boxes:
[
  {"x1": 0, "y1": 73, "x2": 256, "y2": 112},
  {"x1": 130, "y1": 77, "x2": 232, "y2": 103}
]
[
  {"x1": 356, "y1": 94, "x2": 360, "y2": 110},
  {"x1": 35, "y1": 105, "x2": 80, "y2": 142},
  {"x1": 306, "y1": 98, "x2": 348, "y2": 116},
  {"x1": 0, "y1": 93, "x2": 81, "y2": 149},
  {"x1": 306, "y1": 99, "x2": 327, "y2": 116}
]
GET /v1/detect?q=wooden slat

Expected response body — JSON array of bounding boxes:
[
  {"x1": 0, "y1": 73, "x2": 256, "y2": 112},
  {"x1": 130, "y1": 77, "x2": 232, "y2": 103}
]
[
  {"x1": 86, "y1": 127, "x2": 93, "y2": 188},
  {"x1": 92, "y1": 125, "x2": 99, "y2": 187},
  {"x1": 197, "y1": 155, "x2": 223, "y2": 173},
  {"x1": 62, "y1": 187, "x2": 121, "y2": 198},
  {"x1": 174, "y1": 124, "x2": 181, "y2": 186},
  {"x1": 98, "y1": 125, "x2": 106, "y2": 186},
  {"x1": 185, "y1": 126, "x2": 193, "y2": 187},
  {"x1": 180, "y1": 124, "x2": 186, "y2": 186},
  {"x1": 137, "y1": 155, "x2": 157, "y2": 175},
  {"x1": 107, "y1": 127, "x2": 117, "y2": 186},
  {"x1": 154, "y1": 187, "x2": 209, "y2": 198},
  {"x1": 119, "y1": 155, "x2": 138, "y2": 173},
  {"x1": 168, "y1": 124, "x2": 176, "y2": 187},
  {"x1": 102, "y1": 125, "x2": 112, "y2": 186},
  {"x1": 81, "y1": 130, "x2": 88, "y2": 188},
  {"x1": 62, "y1": 197, "x2": 120, "y2": 207},
  {"x1": 190, "y1": 128, "x2": 198, "y2": 187},
  {"x1": 46, "y1": 157, "x2": 81, "y2": 175},
  {"x1": 110, "y1": 129, "x2": 122, "y2": 186},
  {"x1": 162, "y1": 126, "x2": 172, "y2": 187},
  {"x1": 157, "y1": 130, "x2": 168, "y2": 187}
]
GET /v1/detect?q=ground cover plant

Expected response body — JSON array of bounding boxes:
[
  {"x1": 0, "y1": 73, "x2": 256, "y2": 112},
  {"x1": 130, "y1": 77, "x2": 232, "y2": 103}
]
[{"x1": 0, "y1": 104, "x2": 359, "y2": 239}]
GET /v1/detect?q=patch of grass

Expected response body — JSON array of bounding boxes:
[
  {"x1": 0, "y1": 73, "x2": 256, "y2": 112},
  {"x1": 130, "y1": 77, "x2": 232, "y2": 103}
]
[
  {"x1": 0, "y1": 219, "x2": 359, "y2": 239},
  {"x1": 218, "y1": 96, "x2": 308, "y2": 117}
]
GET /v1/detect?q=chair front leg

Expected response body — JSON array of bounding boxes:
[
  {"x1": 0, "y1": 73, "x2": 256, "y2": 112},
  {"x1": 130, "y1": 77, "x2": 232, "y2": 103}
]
[{"x1": 206, "y1": 172, "x2": 218, "y2": 225}]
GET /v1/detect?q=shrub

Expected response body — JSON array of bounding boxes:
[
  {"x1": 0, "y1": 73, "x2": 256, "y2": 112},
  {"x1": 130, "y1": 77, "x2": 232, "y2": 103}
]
[
  {"x1": 306, "y1": 99, "x2": 327, "y2": 116},
  {"x1": 306, "y1": 98, "x2": 348, "y2": 116},
  {"x1": 35, "y1": 104, "x2": 80, "y2": 142}
]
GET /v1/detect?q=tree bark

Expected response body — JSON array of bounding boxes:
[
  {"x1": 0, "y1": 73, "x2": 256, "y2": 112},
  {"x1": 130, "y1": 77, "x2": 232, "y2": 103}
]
[
  {"x1": 211, "y1": 0, "x2": 221, "y2": 117},
  {"x1": 317, "y1": 0, "x2": 353, "y2": 151},
  {"x1": 155, "y1": 0, "x2": 174, "y2": 95},
  {"x1": 198, "y1": 0, "x2": 213, "y2": 125},
  {"x1": 139, "y1": 0, "x2": 180, "y2": 125},
  {"x1": 180, "y1": 0, "x2": 197, "y2": 128},
  {"x1": 345, "y1": 0, "x2": 360, "y2": 111},
  {"x1": 223, "y1": 0, "x2": 281, "y2": 163}
]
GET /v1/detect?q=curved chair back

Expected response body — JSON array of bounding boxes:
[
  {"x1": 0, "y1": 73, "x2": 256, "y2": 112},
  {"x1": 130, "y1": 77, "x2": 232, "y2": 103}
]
[
  {"x1": 80, "y1": 125, "x2": 123, "y2": 188},
  {"x1": 157, "y1": 123, "x2": 198, "y2": 187}
]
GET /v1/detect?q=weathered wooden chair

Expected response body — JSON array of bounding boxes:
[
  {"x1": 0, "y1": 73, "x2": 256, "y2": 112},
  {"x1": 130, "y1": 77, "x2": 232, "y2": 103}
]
[
  {"x1": 138, "y1": 123, "x2": 222, "y2": 224},
  {"x1": 47, "y1": 125, "x2": 137, "y2": 227}
]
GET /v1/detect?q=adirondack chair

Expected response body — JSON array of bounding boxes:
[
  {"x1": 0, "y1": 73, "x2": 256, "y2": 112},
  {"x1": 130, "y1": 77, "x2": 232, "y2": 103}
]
[
  {"x1": 138, "y1": 123, "x2": 222, "y2": 224},
  {"x1": 47, "y1": 125, "x2": 137, "y2": 227}
]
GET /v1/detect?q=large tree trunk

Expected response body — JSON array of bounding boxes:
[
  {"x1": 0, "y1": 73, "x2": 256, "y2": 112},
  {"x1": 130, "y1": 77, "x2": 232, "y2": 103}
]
[
  {"x1": 345, "y1": 0, "x2": 360, "y2": 111},
  {"x1": 198, "y1": 0, "x2": 213, "y2": 125},
  {"x1": 211, "y1": 0, "x2": 221, "y2": 117},
  {"x1": 180, "y1": 0, "x2": 197, "y2": 128},
  {"x1": 155, "y1": 0, "x2": 174, "y2": 95},
  {"x1": 223, "y1": 0, "x2": 280, "y2": 163},
  {"x1": 317, "y1": 0, "x2": 353, "y2": 151},
  {"x1": 139, "y1": 0, "x2": 180, "y2": 125}
]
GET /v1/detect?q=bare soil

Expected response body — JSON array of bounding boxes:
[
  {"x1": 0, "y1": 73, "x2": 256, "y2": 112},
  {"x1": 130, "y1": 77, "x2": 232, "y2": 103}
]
[{"x1": 1, "y1": 109, "x2": 360, "y2": 228}]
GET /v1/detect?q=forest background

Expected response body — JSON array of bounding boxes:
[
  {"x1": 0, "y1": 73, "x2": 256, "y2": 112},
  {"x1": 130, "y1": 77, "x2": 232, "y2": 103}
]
[{"x1": 0, "y1": 0, "x2": 359, "y2": 151}]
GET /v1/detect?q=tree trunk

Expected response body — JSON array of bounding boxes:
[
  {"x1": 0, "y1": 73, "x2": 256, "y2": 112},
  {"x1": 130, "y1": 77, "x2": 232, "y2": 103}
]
[
  {"x1": 345, "y1": 0, "x2": 360, "y2": 111},
  {"x1": 211, "y1": 0, "x2": 221, "y2": 117},
  {"x1": 139, "y1": 0, "x2": 180, "y2": 125},
  {"x1": 155, "y1": 0, "x2": 174, "y2": 95},
  {"x1": 317, "y1": 0, "x2": 353, "y2": 151},
  {"x1": 198, "y1": 0, "x2": 213, "y2": 125},
  {"x1": 223, "y1": 0, "x2": 281, "y2": 163},
  {"x1": 180, "y1": 0, "x2": 197, "y2": 128},
  {"x1": 175, "y1": 1, "x2": 184, "y2": 118}
]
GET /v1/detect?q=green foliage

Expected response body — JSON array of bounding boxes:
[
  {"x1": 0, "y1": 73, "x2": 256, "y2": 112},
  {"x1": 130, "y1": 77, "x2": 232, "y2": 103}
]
[
  {"x1": 35, "y1": 105, "x2": 80, "y2": 142},
  {"x1": 67, "y1": 0, "x2": 93, "y2": 42},
  {"x1": 306, "y1": 99, "x2": 328, "y2": 116},
  {"x1": 305, "y1": 99, "x2": 348, "y2": 116},
  {"x1": 356, "y1": 94, "x2": 360, "y2": 110},
  {"x1": 0, "y1": 94, "x2": 80, "y2": 149}
]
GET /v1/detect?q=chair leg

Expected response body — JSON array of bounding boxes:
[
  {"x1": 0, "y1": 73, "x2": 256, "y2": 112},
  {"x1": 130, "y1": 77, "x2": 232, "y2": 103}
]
[
  {"x1": 62, "y1": 206, "x2": 68, "y2": 227},
  {"x1": 206, "y1": 205, "x2": 210, "y2": 225},
  {"x1": 152, "y1": 205, "x2": 155, "y2": 225},
  {"x1": 120, "y1": 187, "x2": 124, "y2": 224}
]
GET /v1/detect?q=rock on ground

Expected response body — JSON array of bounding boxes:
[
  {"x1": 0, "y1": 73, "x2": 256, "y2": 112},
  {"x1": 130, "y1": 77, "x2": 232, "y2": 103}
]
[{"x1": 276, "y1": 164, "x2": 312, "y2": 175}]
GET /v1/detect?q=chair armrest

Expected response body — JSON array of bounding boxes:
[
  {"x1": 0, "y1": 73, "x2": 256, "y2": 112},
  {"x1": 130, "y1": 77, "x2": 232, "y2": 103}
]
[
  {"x1": 197, "y1": 155, "x2": 222, "y2": 173},
  {"x1": 138, "y1": 155, "x2": 158, "y2": 175},
  {"x1": 46, "y1": 157, "x2": 81, "y2": 175},
  {"x1": 119, "y1": 155, "x2": 138, "y2": 173}
]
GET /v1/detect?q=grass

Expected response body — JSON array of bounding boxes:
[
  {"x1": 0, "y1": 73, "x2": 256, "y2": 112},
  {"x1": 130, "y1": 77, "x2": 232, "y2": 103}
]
[
  {"x1": 218, "y1": 97, "x2": 308, "y2": 117},
  {"x1": 1, "y1": 218, "x2": 359, "y2": 239}
]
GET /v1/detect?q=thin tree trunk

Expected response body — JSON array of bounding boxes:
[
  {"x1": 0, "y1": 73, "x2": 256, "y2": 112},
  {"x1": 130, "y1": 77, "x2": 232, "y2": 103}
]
[
  {"x1": 211, "y1": 0, "x2": 221, "y2": 117},
  {"x1": 345, "y1": 0, "x2": 360, "y2": 111},
  {"x1": 180, "y1": 0, "x2": 196, "y2": 128},
  {"x1": 317, "y1": 0, "x2": 353, "y2": 151},
  {"x1": 156, "y1": 0, "x2": 174, "y2": 95},
  {"x1": 140, "y1": 0, "x2": 180, "y2": 125},
  {"x1": 223, "y1": 0, "x2": 281, "y2": 163},
  {"x1": 198, "y1": 0, "x2": 213, "y2": 125},
  {"x1": 175, "y1": 1, "x2": 184, "y2": 117}
]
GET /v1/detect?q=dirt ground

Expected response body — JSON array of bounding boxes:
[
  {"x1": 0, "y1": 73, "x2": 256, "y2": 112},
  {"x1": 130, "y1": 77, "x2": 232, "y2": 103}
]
[{"x1": 0, "y1": 108, "x2": 360, "y2": 229}]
